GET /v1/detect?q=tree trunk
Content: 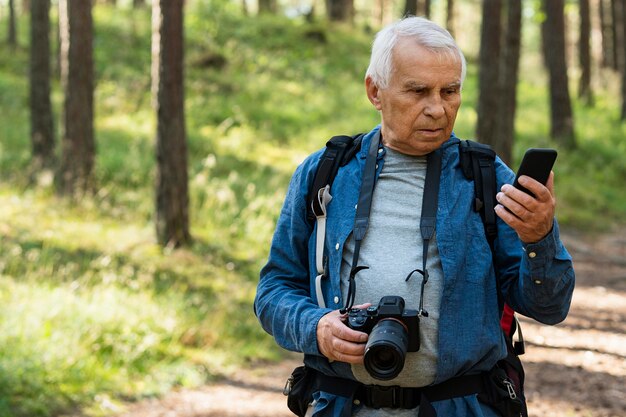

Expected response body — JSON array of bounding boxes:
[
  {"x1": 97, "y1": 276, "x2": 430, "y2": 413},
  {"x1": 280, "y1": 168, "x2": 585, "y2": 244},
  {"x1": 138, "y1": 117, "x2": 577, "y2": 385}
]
[
  {"x1": 152, "y1": 0, "x2": 191, "y2": 247},
  {"x1": 612, "y1": 0, "x2": 621, "y2": 71},
  {"x1": 423, "y1": 0, "x2": 431, "y2": 18},
  {"x1": 57, "y1": 0, "x2": 95, "y2": 196},
  {"x1": 446, "y1": 0, "x2": 455, "y2": 37},
  {"x1": 542, "y1": 0, "x2": 575, "y2": 148},
  {"x1": 579, "y1": 0, "x2": 593, "y2": 105},
  {"x1": 476, "y1": 0, "x2": 502, "y2": 146},
  {"x1": 403, "y1": 0, "x2": 418, "y2": 17},
  {"x1": 8, "y1": 0, "x2": 17, "y2": 47},
  {"x1": 620, "y1": 0, "x2": 626, "y2": 119},
  {"x1": 599, "y1": 0, "x2": 613, "y2": 67},
  {"x1": 30, "y1": 0, "x2": 55, "y2": 170},
  {"x1": 55, "y1": 3, "x2": 61, "y2": 78},
  {"x1": 326, "y1": 0, "x2": 353, "y2": 22},
  {"x1": 258, "y1": 0, "x2": 277, "y2": 14},
  {"x1": 493, "y1": 0, "x2": 522, "y2": 166}
]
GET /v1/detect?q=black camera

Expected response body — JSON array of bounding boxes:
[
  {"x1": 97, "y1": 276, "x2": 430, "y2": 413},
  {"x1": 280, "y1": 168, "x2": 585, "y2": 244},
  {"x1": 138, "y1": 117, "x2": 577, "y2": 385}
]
[{"x1": 346, "y1": 295, "x2": 420, "y2": 380}]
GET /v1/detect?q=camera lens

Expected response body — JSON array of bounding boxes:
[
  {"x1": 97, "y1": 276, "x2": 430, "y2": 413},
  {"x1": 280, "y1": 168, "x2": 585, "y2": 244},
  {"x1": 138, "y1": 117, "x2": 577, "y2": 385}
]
[{"x1": 363, "y1": 318, "x2": 409, "y2": 381}]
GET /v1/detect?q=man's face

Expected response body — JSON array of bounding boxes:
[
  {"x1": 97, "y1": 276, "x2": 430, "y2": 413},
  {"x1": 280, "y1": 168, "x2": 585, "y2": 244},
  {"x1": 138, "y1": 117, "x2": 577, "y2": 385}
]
[{"x1": 366, "y1": 38, "x2": 462, "y2": 156}]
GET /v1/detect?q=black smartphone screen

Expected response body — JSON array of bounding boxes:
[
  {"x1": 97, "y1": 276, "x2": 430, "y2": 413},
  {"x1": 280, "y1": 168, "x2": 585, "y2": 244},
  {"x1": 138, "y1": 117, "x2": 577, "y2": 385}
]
[{"x1": 513, "y1": 148, "x2": 558, "y2": 196}]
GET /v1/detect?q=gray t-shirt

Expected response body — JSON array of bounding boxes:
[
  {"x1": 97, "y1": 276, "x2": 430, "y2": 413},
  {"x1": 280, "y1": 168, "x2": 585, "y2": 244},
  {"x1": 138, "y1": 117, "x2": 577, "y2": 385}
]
[{"x1": 339, "y1": 147, "x2": 444, "y2": 416}]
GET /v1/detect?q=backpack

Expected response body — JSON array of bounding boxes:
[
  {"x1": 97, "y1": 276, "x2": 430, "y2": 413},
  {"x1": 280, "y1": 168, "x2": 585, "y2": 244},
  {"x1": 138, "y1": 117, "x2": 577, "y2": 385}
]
[{"x1": 306, "y1": 134, "x2": 528, "y2": 416}]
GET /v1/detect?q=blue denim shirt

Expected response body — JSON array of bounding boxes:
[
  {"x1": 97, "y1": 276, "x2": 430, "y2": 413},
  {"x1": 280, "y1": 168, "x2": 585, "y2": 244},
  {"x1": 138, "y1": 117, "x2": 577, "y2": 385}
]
[{"x1": 254, "y1": 126, "x2": 575, "y2": 416}]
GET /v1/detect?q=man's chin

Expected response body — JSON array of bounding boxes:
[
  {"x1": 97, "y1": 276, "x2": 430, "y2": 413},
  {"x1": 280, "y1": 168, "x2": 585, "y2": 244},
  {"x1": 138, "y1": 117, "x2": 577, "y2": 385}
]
[{"x1": 411, "y1": 135, "x2": 447, "y2": 152}]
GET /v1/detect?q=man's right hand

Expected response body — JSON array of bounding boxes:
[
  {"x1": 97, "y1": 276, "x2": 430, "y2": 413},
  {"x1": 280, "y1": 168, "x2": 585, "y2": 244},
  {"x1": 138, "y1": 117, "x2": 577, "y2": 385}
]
[{"x1": 316, "y1": 306, "x2": 370, "y2": 364}]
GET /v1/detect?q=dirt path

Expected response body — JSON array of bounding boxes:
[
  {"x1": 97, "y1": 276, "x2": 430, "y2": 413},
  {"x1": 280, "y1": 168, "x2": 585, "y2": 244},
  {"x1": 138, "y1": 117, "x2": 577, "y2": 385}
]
[{"x1": 115, "y1": 229, "x2": 626, "y2": 417}]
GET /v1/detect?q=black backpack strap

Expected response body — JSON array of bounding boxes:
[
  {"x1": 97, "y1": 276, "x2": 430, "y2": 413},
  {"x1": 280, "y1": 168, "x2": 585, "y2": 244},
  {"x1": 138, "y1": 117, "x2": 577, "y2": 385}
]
[
  {"x1": 459, "y1": 140, "x2": 502, "y2": 310},
  {"x1": 460, "y1": 140, "x2": 528, "y2": 416},
  {"x1": 459, "y1": 140, "x2": 498, "y2": 250},
  {"x1": 307, "y1": 134, "x2": 363, "y2": 223}
]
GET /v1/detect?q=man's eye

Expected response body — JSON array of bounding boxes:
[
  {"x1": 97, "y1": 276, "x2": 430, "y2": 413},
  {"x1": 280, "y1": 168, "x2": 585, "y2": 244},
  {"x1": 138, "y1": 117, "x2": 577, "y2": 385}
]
[{"x1": 444, "y1": 88, "x2": 459, "y2": 95}]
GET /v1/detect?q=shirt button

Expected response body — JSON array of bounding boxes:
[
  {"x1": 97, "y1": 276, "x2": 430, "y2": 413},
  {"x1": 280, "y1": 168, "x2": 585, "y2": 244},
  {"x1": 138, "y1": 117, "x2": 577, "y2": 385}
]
[
  {"x1": 334, "y1": 296, "x2": 340, "y2": 304},
  {"x1": 528, "y1": 251, "x2": 537, "y2": 259},
  {"x1": 534, "y1": 279, "x2": 543, "y2": 285},
  {"x1": 377, "y1": 148, "x2": 383, "y2": 154},
  {"x1": 335, "y1": 243, "x2": 340, "y2": 250},
  {"x1": 354, "y1": 399, "x2": 361, "y2": 405}
]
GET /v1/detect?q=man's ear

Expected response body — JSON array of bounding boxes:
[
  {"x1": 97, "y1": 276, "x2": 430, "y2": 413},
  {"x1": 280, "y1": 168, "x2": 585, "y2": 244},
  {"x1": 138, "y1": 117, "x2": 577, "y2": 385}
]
[{"x1": 365, "y1": 76, "x2": 382, "y2": 110}]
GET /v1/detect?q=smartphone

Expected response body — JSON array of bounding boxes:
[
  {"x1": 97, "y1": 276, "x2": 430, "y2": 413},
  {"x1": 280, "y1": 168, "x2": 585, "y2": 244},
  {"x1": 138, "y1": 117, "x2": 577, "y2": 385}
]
[{"x1": 513, "y1": 148, "x2": 558, "y2": 196}]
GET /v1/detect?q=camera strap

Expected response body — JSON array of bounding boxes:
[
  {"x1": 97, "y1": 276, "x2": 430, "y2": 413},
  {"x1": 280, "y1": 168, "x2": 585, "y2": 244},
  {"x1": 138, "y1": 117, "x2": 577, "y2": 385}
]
[
  {"x1": 341, "y1": 131, "x2": 442, "y2": 315},
  {"x1": 341, "y1": 130, "x2": 381, "y2": 313}
]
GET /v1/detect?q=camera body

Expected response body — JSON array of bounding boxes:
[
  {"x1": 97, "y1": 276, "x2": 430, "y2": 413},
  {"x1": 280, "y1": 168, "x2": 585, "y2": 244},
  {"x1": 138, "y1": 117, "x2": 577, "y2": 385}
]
[{"x1": 346, "y1": 296, "x2": 420, "y2": 380}]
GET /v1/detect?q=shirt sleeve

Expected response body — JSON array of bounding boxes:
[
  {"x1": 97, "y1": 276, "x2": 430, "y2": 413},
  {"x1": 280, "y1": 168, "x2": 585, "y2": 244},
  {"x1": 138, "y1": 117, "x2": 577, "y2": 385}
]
[
  {"x1": 492, "y1": 158, "x2": 575, "y2": 325},
  {"x1": 254, "y1": 154, "x2": 334, "y2": 355}
]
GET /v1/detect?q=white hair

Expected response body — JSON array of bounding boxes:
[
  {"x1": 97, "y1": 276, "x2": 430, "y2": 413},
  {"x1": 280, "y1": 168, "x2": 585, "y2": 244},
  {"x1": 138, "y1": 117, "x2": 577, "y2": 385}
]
[{"x1": 365, "y1": 16, "x2": 467, "y2": 89}]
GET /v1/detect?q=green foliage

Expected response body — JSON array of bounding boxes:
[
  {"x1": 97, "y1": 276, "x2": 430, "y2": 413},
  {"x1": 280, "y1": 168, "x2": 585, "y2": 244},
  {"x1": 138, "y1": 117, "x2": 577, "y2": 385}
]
[{"x1": 0, "y1": 3, "x2": 625, "y2": 417}]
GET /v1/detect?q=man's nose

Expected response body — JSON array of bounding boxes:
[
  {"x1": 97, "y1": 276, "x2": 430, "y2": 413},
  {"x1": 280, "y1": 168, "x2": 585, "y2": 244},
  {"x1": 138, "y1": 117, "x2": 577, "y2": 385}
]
[{"x1": 423, "y1": 94, "x2": 445, "y2": 118}]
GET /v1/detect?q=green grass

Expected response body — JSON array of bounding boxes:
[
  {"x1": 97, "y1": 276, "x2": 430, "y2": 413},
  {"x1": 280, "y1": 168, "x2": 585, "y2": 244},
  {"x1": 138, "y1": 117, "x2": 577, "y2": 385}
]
[{"x1": 0, "y1": 3, "x2": 625, "y2": 417}]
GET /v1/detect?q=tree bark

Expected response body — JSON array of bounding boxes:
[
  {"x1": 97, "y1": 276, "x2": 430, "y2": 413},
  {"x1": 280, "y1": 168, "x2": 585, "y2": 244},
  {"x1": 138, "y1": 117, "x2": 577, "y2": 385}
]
[
  {"x1": 493, "y1": 0, "x2": 522, "y2": 166},
  {"x1": 152, "y1": 0, "x2": 191, "y2": 247},
  {"x1": 258, "y1": 0, "x2": 277, "y2": 14},
  {"x1": 326, "y1": 0, "x2": 353, "y2": 22},
  {"x1": 476, "y1": 0, "x2": 502, "y2": 146},
  {"x1": 423, "y1": 0, "x2": 431, "y2": 18},
  {"x1": 57, "y1": 0, "x2": 95, "y2": 196},
  {"x1": 8, "y1": 0, "x2": 17, "y2": 47},
  {"x1": 620, "y1": 0, "x2": 626, "y2": 119},
  {"x1": 599, "y1": 0, "x2": 613, "y2": 67},
  {"x1": 541, "y1": 0, "x2": 575, "y2": 148},
  {"x1": 579, "y1": 0, "x2": 593, "y2": 105},
  {"x1": 403, "y1": 0, "x2": 418, "y2": 17},
  {"x1": 446, "y1": 0, "x2": 455, "y2": 37},
  {"x1": 612, "y1": 0, "x2": 621, "y2": 71},
  {"x1": 30, "y1": 0, "x2": 55, "y2": 170}
]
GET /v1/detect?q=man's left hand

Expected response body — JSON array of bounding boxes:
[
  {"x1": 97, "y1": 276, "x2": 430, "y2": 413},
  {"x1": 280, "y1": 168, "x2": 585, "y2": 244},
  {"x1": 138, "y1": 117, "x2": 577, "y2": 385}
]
[{"x1": 495, "y1": 172, "x2": 556, "y2": 243}]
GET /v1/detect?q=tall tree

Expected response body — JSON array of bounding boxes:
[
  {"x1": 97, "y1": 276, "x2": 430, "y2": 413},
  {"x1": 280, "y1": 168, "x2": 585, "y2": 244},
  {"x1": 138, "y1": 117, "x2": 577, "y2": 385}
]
[
  {"x1": 493, "y1": 0, "x2": 522, "y2": 166},
  {"x1": 612, "y1": 0, "x2": 621, "y2": 71},
  {"x1": 579, "y1": 0, "x2": 593, "y2": 105},
  {"x1": 57, "y1": 0, "x2": 95, "y2": 196},
  {"x1": 8, "y1": 0, "x2": 17, "y2": 47},
  {"x1": 620, "y1": 0, "x2": 626, "y2": 119},
  {"x1": 403, "y1": 0, "x2": 418, "y2": 16},
  {"x1": 446, "y1": 0, "x2": 455, "y2": 37},
  {"x1": 258, "y1": 0, "x2": 277, "y2": 14},
  {"x1": 30, "y1": 0, "x2": 55, "y2": 170},
  {"x1": 326, "y1": 0, "x2": 353, "y2": 22},
  {"x1": 152, "y1": 0, "x2": 191, "y2": 247},
  {"x1": 476, "y1": 0, "x2": 502, "y2": 146},
  {"x1": 599, "y1": 0, "x2": 614, "y2": 68},
  {"x1": 423, "y1": 0, "x2": 431, "y2": 18},
  {"x1": 541, "y1": 0, "x2": 575, "y2": 148}
]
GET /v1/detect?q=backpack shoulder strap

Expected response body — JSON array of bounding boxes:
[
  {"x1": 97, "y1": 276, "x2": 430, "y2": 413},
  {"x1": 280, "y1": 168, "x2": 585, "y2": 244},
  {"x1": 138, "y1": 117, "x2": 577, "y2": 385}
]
[
  {"x1": 307, "y1": 133, "x2": 363, "y2": 309},
  {"x1": 459, "y1": 140, "x2": 526, "y2": 356},
  {"x1": 307, "y1": 134, "x2": 363, "y2": 223},
  {"x1": 459, "y1": 140, "x2": 498, "y2": 250}
]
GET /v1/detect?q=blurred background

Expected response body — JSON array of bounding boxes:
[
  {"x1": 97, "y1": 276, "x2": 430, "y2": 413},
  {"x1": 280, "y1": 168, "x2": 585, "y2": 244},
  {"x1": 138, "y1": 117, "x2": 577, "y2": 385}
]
[{"x1": 0, "y1": 0, "x2": 625, "y2": 416}]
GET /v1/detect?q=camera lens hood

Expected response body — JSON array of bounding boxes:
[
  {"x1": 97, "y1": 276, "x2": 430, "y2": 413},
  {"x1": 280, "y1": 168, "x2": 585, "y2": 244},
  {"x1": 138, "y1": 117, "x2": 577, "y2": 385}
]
[{"x1": 363, "y1": 318, "x2": 410, "y2": 381}]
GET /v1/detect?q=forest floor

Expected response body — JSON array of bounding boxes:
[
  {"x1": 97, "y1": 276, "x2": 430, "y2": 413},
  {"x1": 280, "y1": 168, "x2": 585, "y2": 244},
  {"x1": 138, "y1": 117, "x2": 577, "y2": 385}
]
[{"x1": 114, "y1": 228, "x2": 626, "y2": 417}]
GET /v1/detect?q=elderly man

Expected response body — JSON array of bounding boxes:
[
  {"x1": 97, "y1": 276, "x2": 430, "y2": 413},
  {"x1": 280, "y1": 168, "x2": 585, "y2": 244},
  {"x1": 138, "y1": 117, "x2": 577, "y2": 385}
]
[{"x1": 255, "y1": 16, "x2": 574, "y2": 417}]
